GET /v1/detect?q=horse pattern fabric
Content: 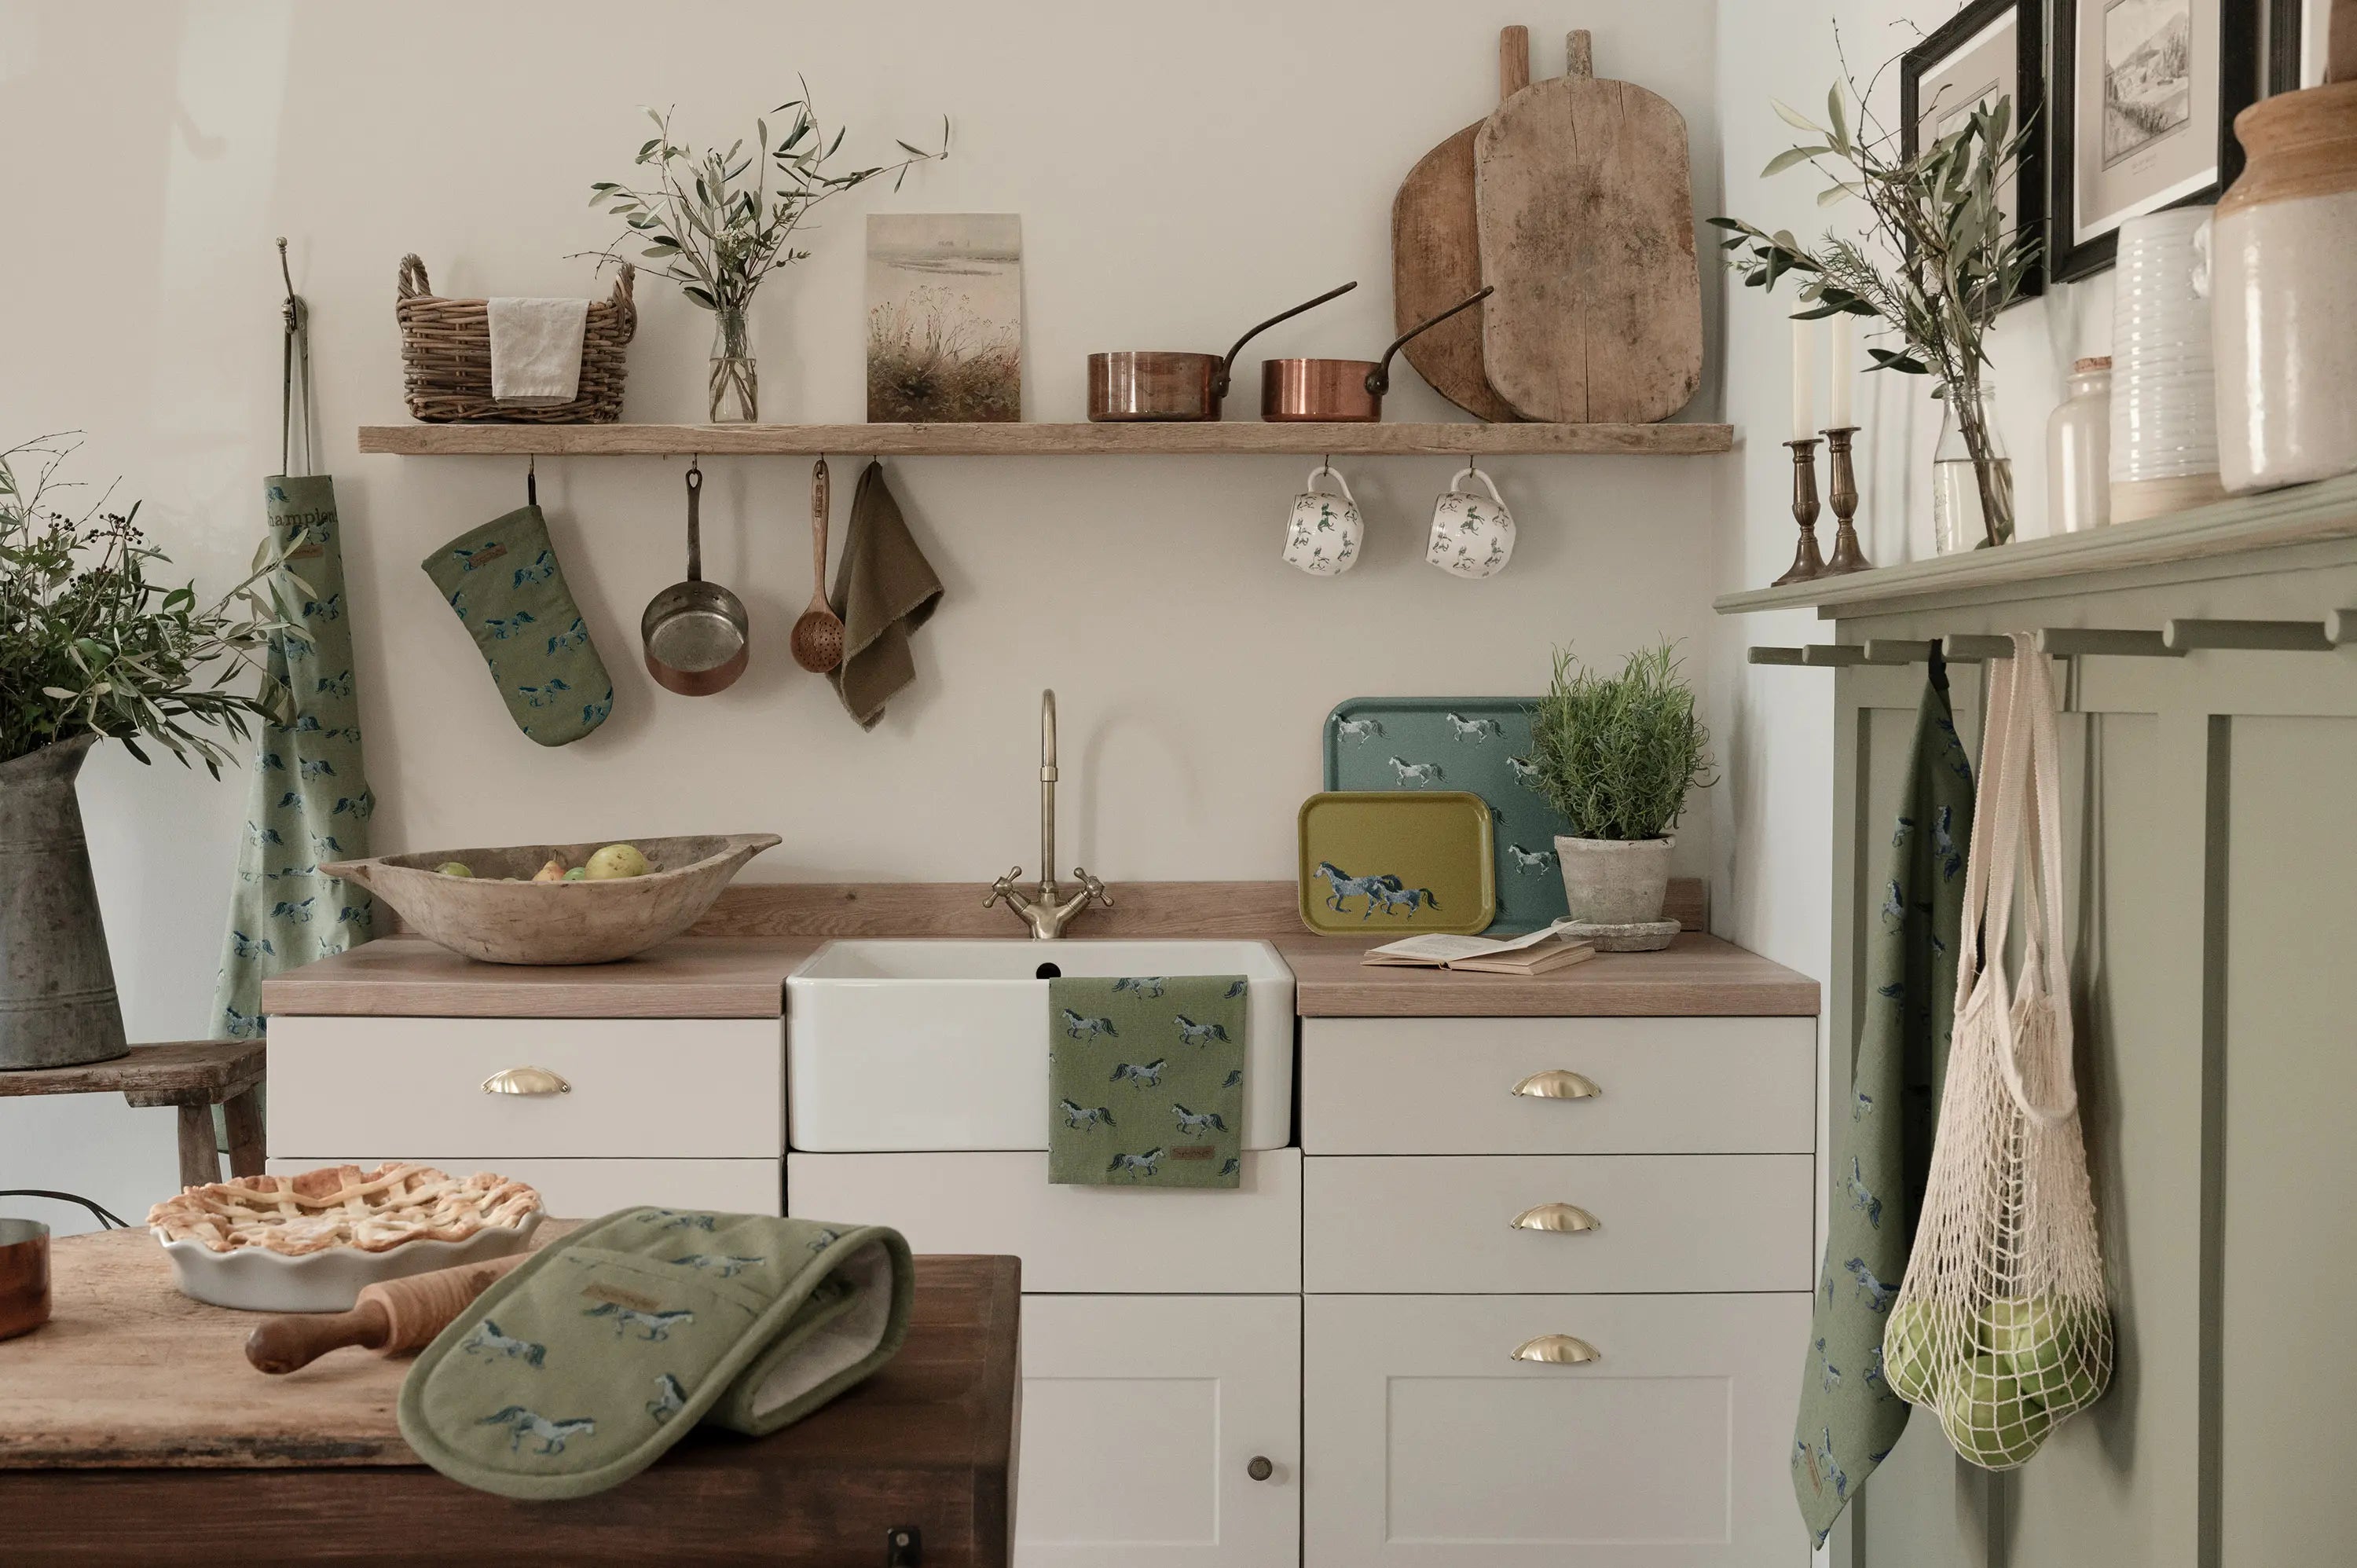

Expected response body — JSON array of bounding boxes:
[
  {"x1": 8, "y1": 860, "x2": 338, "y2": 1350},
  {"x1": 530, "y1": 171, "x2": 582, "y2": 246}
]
[
  {"x1": 1791, "y1": 662, "x2": 1975, "y2": 1545},
  {"x1": 1049, "y1": 974, "x2": 1248, "y2": 1189},
  {"x1": 213, "y1": 475, "x2": 374, "y2": 1040},
  {"x1": 420, "y1": 505, "x2": 613, "y2": 748},
  {"x1": 401, "y1": 1209, "x2": 912, "y2": 1500}
]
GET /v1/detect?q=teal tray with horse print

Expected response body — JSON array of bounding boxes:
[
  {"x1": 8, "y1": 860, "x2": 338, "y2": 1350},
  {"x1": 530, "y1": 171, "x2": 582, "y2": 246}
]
[
  {"x1": 1322, "y1": 696, "x2": 1571, "y2": 934},
  {"x1": 1296, "y1": 790, "x2": 1496, "y2": 936}
]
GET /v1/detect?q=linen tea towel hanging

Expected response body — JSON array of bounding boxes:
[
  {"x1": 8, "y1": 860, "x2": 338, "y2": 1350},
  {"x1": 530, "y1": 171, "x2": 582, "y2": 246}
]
[
  {"x1": 1790, "y1": 654, "x2": 1974, "y2": 1544},
  {"x1": 214, "y1": 246, "x2": 376, "y2": 1040},
  {"x1": 1886, "y1": 633, "x2": 2113, "y2": 1469}
]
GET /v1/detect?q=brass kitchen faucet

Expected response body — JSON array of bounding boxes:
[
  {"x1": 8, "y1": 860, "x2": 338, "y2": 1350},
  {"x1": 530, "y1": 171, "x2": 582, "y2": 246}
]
[{"x1": 984, "y1": 689, "x2": 1110, "y2": 939}]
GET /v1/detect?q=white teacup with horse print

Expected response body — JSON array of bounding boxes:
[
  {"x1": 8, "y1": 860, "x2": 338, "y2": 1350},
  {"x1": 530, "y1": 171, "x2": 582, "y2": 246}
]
[
  {"x1": 1426, "y1": 465, "x2": 1514, "y2": 578},
  {"x1": 1284, "y1": 465, "x2": 1363, "y2": 577}
]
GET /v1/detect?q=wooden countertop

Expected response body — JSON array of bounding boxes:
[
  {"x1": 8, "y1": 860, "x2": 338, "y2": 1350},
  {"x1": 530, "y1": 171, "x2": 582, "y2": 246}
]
[
  {"x1": 0, "y1": 1226, "x2": 1018, "y2": 1473},
  {"x1": 262, "y1": 932, "x2": 1816, "y2": 1020}
]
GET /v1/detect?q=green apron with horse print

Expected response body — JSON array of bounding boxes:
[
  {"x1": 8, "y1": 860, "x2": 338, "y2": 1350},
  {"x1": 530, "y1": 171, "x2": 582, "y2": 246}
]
[
  {"x1": 400, "y1": 1209, "x2": 914, "y2": 1500},
  {"x1": 210, "y1": 473, "x2": 375, "y2": 1040},
  {"x1": 1791, "y1": 657, "x2": 1974, "y2": 1546}
]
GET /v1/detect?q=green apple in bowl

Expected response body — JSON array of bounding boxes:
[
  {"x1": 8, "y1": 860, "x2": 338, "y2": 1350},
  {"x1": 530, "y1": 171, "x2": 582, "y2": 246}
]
[{"x1": 584, "y1": 843, "x2": 650, "y2": 880}]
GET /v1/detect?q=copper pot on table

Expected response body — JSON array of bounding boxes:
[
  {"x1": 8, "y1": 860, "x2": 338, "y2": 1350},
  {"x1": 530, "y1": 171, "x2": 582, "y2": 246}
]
[
  {"x1": 1089, "y1": 282, "x2": 1357, "y2": 421},
  {"x1": 0, "y1": 1218, "x2": 49, "y2": 1340},
  {"x1": 1262, "y1": 286, "x2": 1493, "y2": 421}
]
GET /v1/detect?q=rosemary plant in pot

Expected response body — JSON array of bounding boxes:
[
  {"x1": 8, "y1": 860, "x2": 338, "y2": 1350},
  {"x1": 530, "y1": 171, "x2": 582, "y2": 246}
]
[
  {"x1": 1713, "y1": 75, "x2": 2039, "y2": 548},
  {"x1": 589, "y1": 93, "x2": 948, "y2": 423},
  {"x1": 1530, "y1": 643, "x2": 1714, "y2": 926},
  {"x1": 0, "y1": 439, "x2": 291, "y2": 1068}
]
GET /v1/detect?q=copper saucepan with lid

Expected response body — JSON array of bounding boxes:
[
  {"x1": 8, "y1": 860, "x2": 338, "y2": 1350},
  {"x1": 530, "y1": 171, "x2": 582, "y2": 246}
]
[
  {"x1": 1262, "y1": 286, "x2": 1494, "y2": 422},
  {"x1": 1089, "y1": 282, "x2": 1358, "y2": 421}
]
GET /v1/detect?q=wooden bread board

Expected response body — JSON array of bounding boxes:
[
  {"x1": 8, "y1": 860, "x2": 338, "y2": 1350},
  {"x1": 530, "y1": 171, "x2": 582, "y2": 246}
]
[
  {"x1": 1391, "y1": 25, "x2": 1530, "y2": 423},
  {"x1": 1474, "y1": 31, "x2": 1703, "y2": 423}
]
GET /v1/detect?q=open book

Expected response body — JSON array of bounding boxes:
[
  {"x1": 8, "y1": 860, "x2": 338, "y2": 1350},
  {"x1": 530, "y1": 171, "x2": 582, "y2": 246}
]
[{"x1": 1362, "y1": 921, "x2": 1596, "y2": 976}]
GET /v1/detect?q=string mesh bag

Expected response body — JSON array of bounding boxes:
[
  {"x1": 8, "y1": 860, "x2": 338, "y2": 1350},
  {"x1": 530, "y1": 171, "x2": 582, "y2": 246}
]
[{"x1": 1884, "y1": 633, "x2": 2113, "y2": 1469}]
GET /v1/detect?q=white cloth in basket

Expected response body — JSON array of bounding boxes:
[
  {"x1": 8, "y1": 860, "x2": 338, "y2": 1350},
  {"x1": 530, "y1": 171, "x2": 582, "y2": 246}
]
[{"x1": 487, "y1": 296, "x2": 589, "y2": 405}]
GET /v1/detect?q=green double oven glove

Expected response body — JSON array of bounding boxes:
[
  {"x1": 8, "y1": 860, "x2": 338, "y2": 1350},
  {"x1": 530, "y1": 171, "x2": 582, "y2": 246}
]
[
  {"x1": 401, "y1": 1209, "x2": 914, "y2": 1500},
  {"x1": 421, "y1": 506, "x2": 614, "y2": 746}
]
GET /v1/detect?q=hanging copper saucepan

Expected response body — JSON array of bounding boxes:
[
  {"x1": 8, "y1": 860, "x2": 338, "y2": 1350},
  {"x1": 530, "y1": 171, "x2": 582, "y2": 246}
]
[
  {"x1": 1088, "y1": 282, "x2": 1358, "y2": 421},
  {"x1": 641, "y1": 462, "x2": 750, "y2": 696},
  {"x1": 1261, "y1": 286, "x2": 1495, "y2": 422}
]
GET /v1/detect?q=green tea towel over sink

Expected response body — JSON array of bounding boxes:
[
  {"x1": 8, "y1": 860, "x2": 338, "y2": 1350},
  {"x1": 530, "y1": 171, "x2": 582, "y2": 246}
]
[{"x1": 1049, "y1": 975, "x2": 1247, "y2": 1189}]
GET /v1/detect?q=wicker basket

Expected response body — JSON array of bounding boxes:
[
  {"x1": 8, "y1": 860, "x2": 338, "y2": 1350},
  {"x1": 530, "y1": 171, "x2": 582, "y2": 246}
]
[{"x1": 394, "y1": 255, "x2": 636, "y2": 423}]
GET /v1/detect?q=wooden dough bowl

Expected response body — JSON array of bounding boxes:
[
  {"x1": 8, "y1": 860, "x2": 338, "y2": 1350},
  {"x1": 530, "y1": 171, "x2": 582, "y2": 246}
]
[{"x1": 322, "y1": 834, "x2": 780, "y2": 965}]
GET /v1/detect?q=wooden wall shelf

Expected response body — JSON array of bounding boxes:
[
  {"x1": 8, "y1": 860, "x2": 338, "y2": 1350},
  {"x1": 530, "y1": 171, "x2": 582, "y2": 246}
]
[
  {"x1": 1715, "y1": 471, "x2": 2357, "y2": 619},
  {"x1": 357, "y1": 420, "x2": 1733, "y2": 458}
]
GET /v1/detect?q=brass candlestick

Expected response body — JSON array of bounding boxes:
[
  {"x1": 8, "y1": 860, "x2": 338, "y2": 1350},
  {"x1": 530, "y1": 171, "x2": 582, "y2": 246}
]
[
  {"x1": 1772, "y1": 438, "x2": 1824, "y2": 586},
  {"x1": 1820, "y1": 426, "x2": 1872, "y2": 575}
]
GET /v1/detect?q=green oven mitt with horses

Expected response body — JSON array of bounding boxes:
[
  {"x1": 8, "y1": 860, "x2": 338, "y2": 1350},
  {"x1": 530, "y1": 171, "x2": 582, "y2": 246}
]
[
  {"x1": 421, "y1": 504, "x2": 613, "y2": 746},
  {"x1": 399, "y1": 1209, "x2": 914, "y2": 1500}
]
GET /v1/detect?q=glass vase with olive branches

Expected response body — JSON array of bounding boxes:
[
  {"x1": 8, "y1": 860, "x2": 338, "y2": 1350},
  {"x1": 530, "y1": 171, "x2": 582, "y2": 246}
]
[{"x1": 1712, "y1": 64, "x2": 2040, "y2": 548}]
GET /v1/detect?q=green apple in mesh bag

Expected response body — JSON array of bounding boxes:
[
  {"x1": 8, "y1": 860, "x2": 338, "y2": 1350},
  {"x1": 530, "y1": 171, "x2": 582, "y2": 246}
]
[
  {"x1": 1983, "y1": 1296, "x2": 2106, "y2": 1413},
  {"x1": 1938, "y1": 1354, "x2": 2054, "y2": 1467},
  {"x1": 1884, "y1": 1299, "x2": 1967, "y2": 1404}
]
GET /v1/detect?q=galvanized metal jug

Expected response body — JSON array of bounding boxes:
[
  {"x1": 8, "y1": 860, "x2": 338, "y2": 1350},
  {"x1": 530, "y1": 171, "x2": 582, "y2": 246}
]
[{"x1": 0, "y1": 735, "x2": 126, "y2": 1069}]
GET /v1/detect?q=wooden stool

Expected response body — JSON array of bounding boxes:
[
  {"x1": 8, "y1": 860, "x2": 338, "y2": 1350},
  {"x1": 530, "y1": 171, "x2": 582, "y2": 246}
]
[{"x1": 0, "y1": 1040, "x2": 266, "y2": 1189}]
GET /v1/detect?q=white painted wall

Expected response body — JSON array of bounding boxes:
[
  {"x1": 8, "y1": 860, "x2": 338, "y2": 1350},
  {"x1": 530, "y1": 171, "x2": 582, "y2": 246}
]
[{"x1": 0, "y1": 2, "x2": 1728, "y2": 1227}]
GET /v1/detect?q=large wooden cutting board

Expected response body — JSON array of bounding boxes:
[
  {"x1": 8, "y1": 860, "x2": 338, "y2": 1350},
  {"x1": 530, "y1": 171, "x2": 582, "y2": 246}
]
[
  {"x1": 1390, "y1": 26, "x2": 1530, "y2": 423},
  {"x1": 1474, "y1": 32, "x2": 1703, "y2": 423}
]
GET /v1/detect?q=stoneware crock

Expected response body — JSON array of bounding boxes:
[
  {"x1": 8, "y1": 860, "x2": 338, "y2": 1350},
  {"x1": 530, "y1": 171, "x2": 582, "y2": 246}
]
[{"x1": 1553, "y1": 834, "x2": 1672, "y2": 925}]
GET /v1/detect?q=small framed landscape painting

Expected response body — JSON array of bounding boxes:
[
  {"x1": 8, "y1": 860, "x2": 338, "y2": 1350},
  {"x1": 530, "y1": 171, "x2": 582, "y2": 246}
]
[
  {"x1": 865, "y1": 214, "x2": 1023, "y2": 423},
  {"x1": 2049, "y1": 0, "x2": 2262, "y2": 280},
  {"x1": 1901, "y1": 0, "x2": 2047, "y2": 301}
]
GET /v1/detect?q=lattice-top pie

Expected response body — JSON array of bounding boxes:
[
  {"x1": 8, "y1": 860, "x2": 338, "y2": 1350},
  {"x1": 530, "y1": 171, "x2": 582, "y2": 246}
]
[{"x1": 148, "y1": 1163, "x2": 542, "y2": 1255}]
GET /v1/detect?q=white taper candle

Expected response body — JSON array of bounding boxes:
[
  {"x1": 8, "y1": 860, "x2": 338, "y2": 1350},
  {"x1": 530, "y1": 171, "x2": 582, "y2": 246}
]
[
  {"x1": 1791, "y1": 317, "x2": 1816, "y2": 443},
  {"x1": 1827, "y1": 316, "x2": 1853, "y2": 429}
]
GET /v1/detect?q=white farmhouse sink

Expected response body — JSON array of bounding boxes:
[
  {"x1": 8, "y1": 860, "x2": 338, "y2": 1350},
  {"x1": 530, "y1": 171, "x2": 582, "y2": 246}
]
[{"x1": 786, "y1": 940, "x2": 1295, "y2": 1152}]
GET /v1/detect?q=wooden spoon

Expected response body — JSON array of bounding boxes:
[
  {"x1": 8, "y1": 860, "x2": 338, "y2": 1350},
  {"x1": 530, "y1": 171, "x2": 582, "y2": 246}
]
[{"x1": 789, "y1": 457, "x2": 845, "y2": 673}]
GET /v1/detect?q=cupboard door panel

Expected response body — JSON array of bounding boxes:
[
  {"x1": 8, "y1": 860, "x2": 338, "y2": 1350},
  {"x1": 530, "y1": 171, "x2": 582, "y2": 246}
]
[
  {"x1": 1018, "y1": 1295, "x2": 1299, "y2": 1567},
  {"x1": 1305, "y1": 1292, "x2": 1810, "y2": 1566}
]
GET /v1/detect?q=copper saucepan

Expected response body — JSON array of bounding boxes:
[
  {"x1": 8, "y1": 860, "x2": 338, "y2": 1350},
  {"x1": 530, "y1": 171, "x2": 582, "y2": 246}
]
[
  {"x1": 641, "y1": 462, "x2": 750, "y2": 697},
  {"x1": 1089, "y1": 282, "x2": 1358, "y2": 421},
  {"x1": 1262, "y1": 286, "x2": 1495, "y2": 422}
]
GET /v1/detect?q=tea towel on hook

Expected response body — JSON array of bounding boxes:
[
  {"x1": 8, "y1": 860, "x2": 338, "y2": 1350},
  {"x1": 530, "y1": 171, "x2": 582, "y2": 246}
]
[
  {"x1": 828, "y1": 461, "x2": 943, "y2": 729},
  {"x1": 213, "y1": 249, "x2": 376, "y2": 1042},
  {"x1": 1790, "y1": 652, "x2": 1974, "y2": 1546}
]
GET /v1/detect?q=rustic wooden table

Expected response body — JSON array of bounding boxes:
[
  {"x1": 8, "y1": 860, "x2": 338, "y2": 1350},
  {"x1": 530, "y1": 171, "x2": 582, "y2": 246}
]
[
  {"x1": 0, "y1": 1040, "x2": 266, "y2": 1189},
  {"x1": 0, "y1": 1229, "x2": 1019, "y2": 1566}
]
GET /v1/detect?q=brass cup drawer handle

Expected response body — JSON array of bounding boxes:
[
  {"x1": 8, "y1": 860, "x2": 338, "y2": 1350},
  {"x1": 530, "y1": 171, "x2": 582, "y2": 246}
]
[
  {"x1": 481, "y1": 1066, "x2": 572, "y2": 1096},
  {"x1": 1511, "y1": 1070, "x2": 1600, "y2": 1100},
  {"x1": 1511, "y1": 1202, "x2": 1599, "y2": 1233},
  {"x1": 1512, "y1": 1334, "x2": 1601, "y2": 1365}
]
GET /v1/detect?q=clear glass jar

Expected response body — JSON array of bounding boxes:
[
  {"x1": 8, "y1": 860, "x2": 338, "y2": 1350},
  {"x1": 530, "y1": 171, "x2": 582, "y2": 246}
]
[
  {"x1": 708, "y1": 303, "x2": 758, "y2": 423},
  {"x1": 2047, "y1": 357, "x2": 2112, "y2": 533},
  {"x1": 1932, "y1": 380, "x2": 2014, "y2": 553}
]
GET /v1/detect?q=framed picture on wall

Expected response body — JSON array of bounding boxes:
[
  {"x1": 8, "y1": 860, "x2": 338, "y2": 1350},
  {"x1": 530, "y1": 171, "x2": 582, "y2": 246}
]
[
  {"x1": 1901, "y1": 0, "x2": 2047, "y2": 301},
  {"x1": 2050, "y1": 0, "x2": 2263, "y2": 280}
]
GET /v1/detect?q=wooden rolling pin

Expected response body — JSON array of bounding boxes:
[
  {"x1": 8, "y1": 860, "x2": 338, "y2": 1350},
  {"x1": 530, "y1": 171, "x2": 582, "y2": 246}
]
[{"x1": 246, "y1": 1253, "x2": 527, "y2": 1374}]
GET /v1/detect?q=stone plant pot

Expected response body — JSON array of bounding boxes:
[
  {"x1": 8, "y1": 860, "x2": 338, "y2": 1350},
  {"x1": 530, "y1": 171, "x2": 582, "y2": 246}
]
[
  {"x1": 0, "y1": 735, "x2": 128, "y2": 1069},
  {"x1": 1552, "y1": 835, "x2": 1673, "y2": 925}
]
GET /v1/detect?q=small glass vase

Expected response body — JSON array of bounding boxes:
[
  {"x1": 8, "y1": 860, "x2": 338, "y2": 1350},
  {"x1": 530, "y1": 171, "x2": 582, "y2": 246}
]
[
  {"x1": 708, "y1": 304, "x2": 758, "y2": 423},
  {"x1": 1932, "y1": 380, "x2": 2014, "y2": 553}
]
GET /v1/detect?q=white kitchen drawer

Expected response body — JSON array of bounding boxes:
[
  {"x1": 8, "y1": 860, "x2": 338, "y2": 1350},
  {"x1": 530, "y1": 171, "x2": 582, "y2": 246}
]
[
  {"x1": 266, "y1": 1017, "x2": 783, "y2": 1160},
  {"x1": 1303, "y1": 1154, "x2": 1812, "y2": 1295},
  {"x1": 1304, "y1": 1292, "x2": 1812, "y2": 1567},
  {"x1": 1021, "y1": 1294, "x2": 1299, "y2": 1566},
  {"x1": 1300, "y1": 1016, "x2": 1815, "y2": 1155},
  {"x1": 265, "y1": 1156, "x2": 781, "y2": 1218},
  {"x1": 787, "y1": 1150, "x2": 1299, "y2": 1294}
]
